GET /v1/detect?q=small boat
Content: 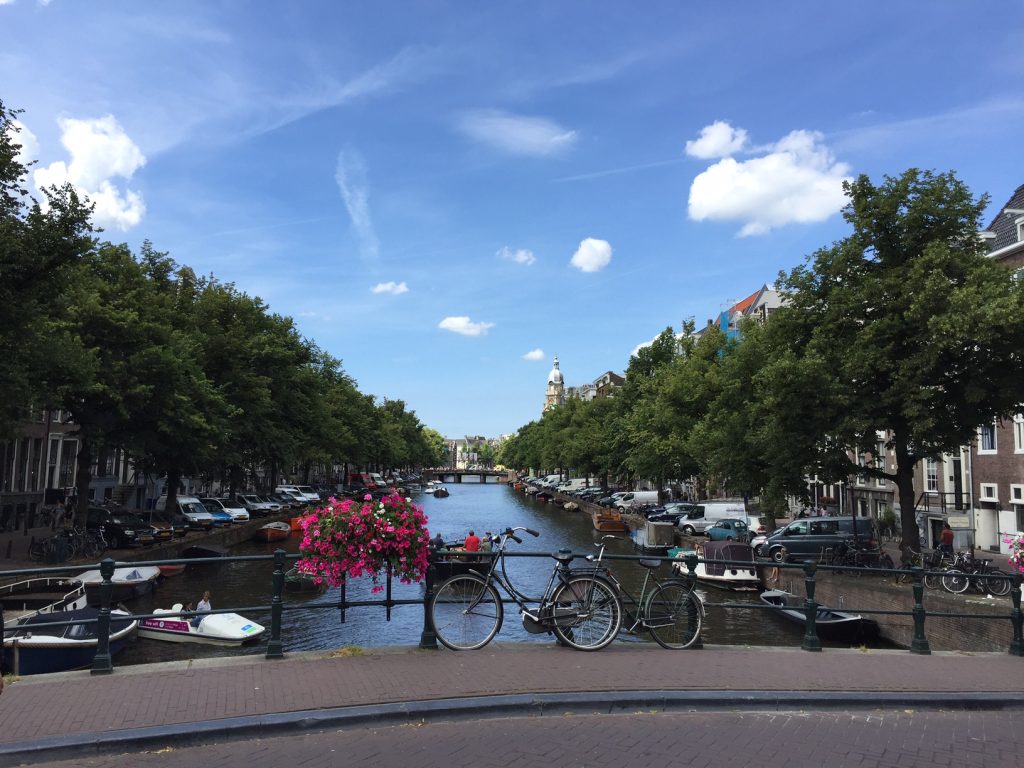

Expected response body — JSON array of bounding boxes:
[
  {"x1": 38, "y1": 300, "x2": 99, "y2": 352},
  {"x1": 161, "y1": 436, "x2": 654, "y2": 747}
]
[
  {"x1": 432, "y1": 486, "x2": 450, "y2": 498},
  {"x1": 138, "y1": 603, "x2": 266, "y2": 646},
  {"x1": 670, "y1": 541, "x2": 761, "y2": 590},
  {"x1": 76, "y1": 566, "x2": 163, "y2": 605},
  {"x1": 285, "y1": 566, "x2": 325, "y2": 593},
  {"x1": 157, "y1": 564, "x2": 187, "y2": 578},
  {"x1": 592, "y1": 510, "x2": 629, "y2": 533},
  {"x1": 289, "y1": 515, "x2": 308, "y2": 532},
  {"x1": 759, "y1": 589, "x2": 876, "y2": 641},
  {"x1": 180, "y1": 543, "x2": 230, "y2": 559},
  {"x1": 0, "y1": 577, "x2": 87, "y2": 624},
  {"x1": 3, "y1": 607, "x2": 137, "y2": 676},
  {"x1": 253, "y1": 521, "x2": 292, "y2": 542}
]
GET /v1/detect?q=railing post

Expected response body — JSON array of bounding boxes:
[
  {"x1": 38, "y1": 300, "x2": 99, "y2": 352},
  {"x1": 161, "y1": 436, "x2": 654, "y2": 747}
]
[
  {"x1": 420, "y1": 556, "x2": 438, "y2": 649},
  {"x1": 1009, "y1": 572, "x2": 1023, "y2": 657},
  {"x1": 91, "y1": 557, "x2": 115, "y2": 674},
  {"x1": 801, "y1": 562, "x2": 821, "y2": 652},
  {"x1": 385, "y1": 562, "x2": 393, "y2": 621},
  {"x1": 338, "y1": 578, "x2": 347, "y2": 624},
  {"x1": 910, "y1": 566, "x2": 931, "y2": 655},
  {"x1": 683, "y1": 552, "x2": 703, "y2": 649},
  {"x1": 265, "y1": 549, "x2": 285, "y2": 659}
]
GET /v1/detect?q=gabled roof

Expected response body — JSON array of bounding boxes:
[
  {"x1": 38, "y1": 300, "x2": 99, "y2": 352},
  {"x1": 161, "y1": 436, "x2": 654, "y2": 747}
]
[{"x1": 982, "y1": 183, "x2": 1024, "y2": 254}]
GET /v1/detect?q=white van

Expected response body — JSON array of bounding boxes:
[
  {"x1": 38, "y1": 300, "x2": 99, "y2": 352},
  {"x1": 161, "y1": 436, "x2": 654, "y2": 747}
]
[
  {"x1": 615, "y1": 490, "x2": 660, "y2": 510},
  {"x1": 676, "y1": 500, "x2": 747, "y2": 535},
  {"x1": 556, "y1": 478, "x2": 590, "y2": 494},
  {"x1": 155, "y1": 495, "x2": 215, "y2": 530},
  {"x1": 276, "y1": 485, "x2": 320, "y2": 504}
]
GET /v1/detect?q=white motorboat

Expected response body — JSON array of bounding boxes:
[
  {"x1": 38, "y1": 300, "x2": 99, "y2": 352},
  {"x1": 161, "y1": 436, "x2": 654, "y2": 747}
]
[
  {"x1": 137, "y1": 603, "x2": 266, "y2": 646},
  {"x1": 670, "y1": 541, "x2": 761, "y2": 590},
  {"x1": 76, "y1": 566, "x2": 163, "y2": 604},
  {"x1": 0, "y1": 577, "x2": 87, "y2": 624},
  {"x1": 3, "y1": 607, "x2": 137, "y2": 676}
]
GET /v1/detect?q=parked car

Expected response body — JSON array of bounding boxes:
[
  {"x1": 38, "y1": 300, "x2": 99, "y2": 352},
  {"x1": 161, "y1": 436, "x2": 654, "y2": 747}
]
[
  {"x1": 155, "y1": 495, "x2": 215, "y2": 531},
  {"x1": 148, "y1": 509, "x2": 189, "y2": 538},
  {"x1": 758, "y1": 516, "x2": 880, "y2": 562},
  {"x1": 238, "y1": 494, "x2": 280, "y2": 517},
  {"x1": 676, "y1": 501, "x2": 748, "y2": 536},
  {"x1": 645, "y1": 502, "x2": 698, "y2": 525},
  {"x1": 199, "y1": 498, "x2": 239, "y2": 527},
  {"x1": 705, "y1": 518, "x2": 750, "y2": 542},
  {"x1": 215, "y1": 497, "x2": 251, "y2": 523},
  {"x1": 85, "y1": 506, "x2": 155, "y2": 549}
]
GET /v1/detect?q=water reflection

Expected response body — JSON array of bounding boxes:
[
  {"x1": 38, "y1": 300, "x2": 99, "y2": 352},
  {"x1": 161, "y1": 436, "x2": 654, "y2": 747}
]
[{"x1": 118, "y1": 483, "x2": 815, "y2": 666}]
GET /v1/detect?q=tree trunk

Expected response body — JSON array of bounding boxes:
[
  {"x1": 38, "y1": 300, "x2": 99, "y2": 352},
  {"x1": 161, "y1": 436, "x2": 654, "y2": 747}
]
[
  {"x1": 302, "y1": 460, "x2": 311, "y2": 484},
  {"x1": 165, "y1": 467, "x2": 182, "y2": 525},
  {"x1": 228, "y1": 464, "x2": 243, "y2": 500},
  {"x1": 894, "y1": 433, "x2": 919, "y2": 561},
  {"x1": 73, "y1": 436, "x2": 93, "y2": 527}
]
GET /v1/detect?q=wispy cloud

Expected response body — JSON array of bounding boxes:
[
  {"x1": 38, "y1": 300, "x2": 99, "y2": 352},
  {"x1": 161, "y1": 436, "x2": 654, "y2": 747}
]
[
  {"x1": 371, "y1": 281, "x2": 409, "y2": 295},
  {"x1": 552, "y1": 157, "x2": 684, "y2": 183},
  {"x1": 522, "y1": 348, "x2": 545, "y2": 361},
  {"x1": 497, "y1": 246, "x2": 536, "y2": 266},
  {"x1": 438, "y1": 316, "x2": 494, "y2": 337},
  {"x1": 458, "y1": 110, "x2": 577, "y2": 156},
  {"x1": 335, "y1": 147, "x2": 379, "y2": 260},
  {"x1": 570, "y1": 238, "x2": 613, "y2": 273}
]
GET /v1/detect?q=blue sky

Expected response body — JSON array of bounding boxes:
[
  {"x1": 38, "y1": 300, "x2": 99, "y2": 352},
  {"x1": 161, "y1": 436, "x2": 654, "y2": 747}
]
[{"x1": 3, "y1": 2, "x2": 1023, "y2": 438}]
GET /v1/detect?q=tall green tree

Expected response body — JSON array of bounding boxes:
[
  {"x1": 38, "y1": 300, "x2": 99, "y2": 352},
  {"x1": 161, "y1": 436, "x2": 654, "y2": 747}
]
[{"x1": 771, "y1": 169, "x2": 1024, "y2": 547}]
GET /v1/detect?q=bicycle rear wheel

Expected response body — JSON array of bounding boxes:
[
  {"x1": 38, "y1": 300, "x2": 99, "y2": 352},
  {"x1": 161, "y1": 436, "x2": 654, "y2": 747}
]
[
  {"x1": 980, "y1": 570, "x2": 1012, "y2": 597},
  {"x1": 550, "y1": 575, "x2": 622, "y2": 651},
  {"x1": 923, "y1": 571, "x2": 942, "y2": 590},
  {"x1": 646, "y1": 580, "x2": 702, "y2": 650},
  {"x1": 941, "y1": 569, "x2": 970, "y2": 594},
  {"x1": 430, "y1": 574, "x2": 503, "y2": 651}
]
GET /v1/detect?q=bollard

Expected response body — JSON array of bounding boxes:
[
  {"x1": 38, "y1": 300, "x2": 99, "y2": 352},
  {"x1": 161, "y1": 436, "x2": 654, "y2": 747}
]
[
  {"x1": 91, "y1": 558, "x2": 115, "y2": 674},
  {"x1": 1010, "y1": 572, "x2": 1023, "y2": 657},
  {"x1": 265, "y1": 549, "x2": 285, "y2": 659},
  {"x1": 910, "y1": 566, "x2": 931, "y2": 655},
  {"x1": 682, "y1": 552, "x2": 703, "y2": 650},
  {"x1": 420, "y1": 557, "x2": 438, "y2": 649},
  {"x1": 801, "y1": 562, "x2": 821, "y2": 652}
]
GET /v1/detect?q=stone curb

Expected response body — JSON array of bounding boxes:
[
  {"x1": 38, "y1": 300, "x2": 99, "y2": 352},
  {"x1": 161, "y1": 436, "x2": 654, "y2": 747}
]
[{"x1": 3, "y1": 689, "x2": 1024, "y2": 763}]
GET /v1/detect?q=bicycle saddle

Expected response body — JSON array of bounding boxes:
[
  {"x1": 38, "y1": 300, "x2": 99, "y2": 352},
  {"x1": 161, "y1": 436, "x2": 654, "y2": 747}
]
[
  {"x1": 552, "y1": 549, "x2": 574, "y2": 564},
  {"x1": 638, "y1": 559, "x2": 662, "y2": 569}
]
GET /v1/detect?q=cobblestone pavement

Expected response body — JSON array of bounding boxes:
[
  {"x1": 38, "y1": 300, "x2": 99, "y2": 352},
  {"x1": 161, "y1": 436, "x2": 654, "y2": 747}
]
[{"x1": 17, "y1": 708, "x2": 1023, "y2": 768}]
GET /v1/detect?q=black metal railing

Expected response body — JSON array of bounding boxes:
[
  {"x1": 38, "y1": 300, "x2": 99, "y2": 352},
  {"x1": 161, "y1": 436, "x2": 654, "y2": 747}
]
[{"x1": 2, "y1": 549, "x2": 1022, "y2": 677}]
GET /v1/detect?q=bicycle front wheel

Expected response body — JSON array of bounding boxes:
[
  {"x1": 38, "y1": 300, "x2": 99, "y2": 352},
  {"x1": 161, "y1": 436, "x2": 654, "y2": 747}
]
[
  {"x1": 550, "y1": 575, "x2": 622, "y2": 651},
  {"x1": 430, "y1": 574, "x2": 503, "y2": 651},
  {"x1": 646, "y1": 580, "x2": 702, "y2": 650},
  {"x1": 923, "y1": 571, "x2": 942, "y2": 590},
  {"x1": 941, "y1": 569, "x2": 970, "y2": 594},
  {"x1": 981, "y1": 570, "x2": 1012, "y2": 597}
]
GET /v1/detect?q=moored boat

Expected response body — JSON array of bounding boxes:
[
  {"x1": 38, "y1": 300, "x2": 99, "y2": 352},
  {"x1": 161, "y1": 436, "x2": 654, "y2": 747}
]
[
  {"x1": 180, "y1": 543, "x2": 230, "y2": 559},
  {"x1": 253, "y1": 521, "x2": 291, "y2": 542},
  {"x1": 592, "y1": 510, "x2": 629, "y2": 533},
  {"x1": 76, "y1": 566, "x2": 163, "y2": 605},
  {"x1": 2, "y1": 607, "x2": 137, "y2": 676},
  {"x1": 289, "y1": 515, "x2": 308, "y2": 532},
  {"x1": 759, "y1": 588, "x2": 877, "y2": 641},
  {"x1": 0, "y1": 577, "x2": 87, "y2": 624},
  {"x1": 157, "y1": 564, "x2": 187, "y2": 578},
  {"x1": 137, "y1": 603, "x2": 266, "y2": 646},
  {"x1": 285, "y1": 566, "x2": 325, "y2": 593},
  {"x1": 670, "y1": 541, "x2": 761, "y2": 590}
]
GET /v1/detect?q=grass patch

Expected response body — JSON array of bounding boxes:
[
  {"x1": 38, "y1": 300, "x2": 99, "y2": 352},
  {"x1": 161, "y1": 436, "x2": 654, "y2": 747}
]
[{"x1": 327, "y1": 645, "x2": 366, "y2": 658}]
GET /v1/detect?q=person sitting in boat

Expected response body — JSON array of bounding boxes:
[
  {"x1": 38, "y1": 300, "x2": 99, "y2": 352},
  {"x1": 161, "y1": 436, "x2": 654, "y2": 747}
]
[
  {"x1": 192, "y1": 591, "x2": 211, "y2": 628},
  {"x1": 430, "y1": 532, "x2": 447, "y2": 551},
  {"x1": 463, "y1": 530, "x2": 481, "y2": 552},
  {"x1": 479, "y1": 532, "x2": 493, "y2": 554}
]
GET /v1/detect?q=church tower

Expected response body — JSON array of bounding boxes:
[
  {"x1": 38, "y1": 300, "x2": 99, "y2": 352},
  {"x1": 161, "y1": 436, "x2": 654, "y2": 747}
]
[{"x1": 543, "y1": 356, "x2": 565, "y2": 413}]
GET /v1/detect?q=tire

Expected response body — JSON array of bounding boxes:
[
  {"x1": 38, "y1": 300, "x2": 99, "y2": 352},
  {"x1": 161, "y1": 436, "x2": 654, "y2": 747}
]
[
  {"x1": 923, "y1": 572, "x2": 942, "y2": 590},
  {"x1": 682, "y1": 526, "x2": 696, "y2": 536},
  {"x1": 770, "y1": 546, "x2": 788, "y2": 564},
  {"x1": 430, "y1": 575, "x2": 503, "y2": 651},
  {"x1": 646, "y1": 581, "x2": 702, "y2": 650},
  {"x1": 981, "y1": 570, "x2": 1012, "y2": 597},
  {"x1": 941, "y1": 569, "x2": 970, "y2": 594},
  {"x1": 550, "y1": 575, "x2": 622, "y2": 651}
]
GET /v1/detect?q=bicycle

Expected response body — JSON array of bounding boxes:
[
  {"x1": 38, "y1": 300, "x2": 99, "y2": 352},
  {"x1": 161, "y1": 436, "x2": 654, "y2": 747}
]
[
  {"x1": 593, "y1": 535, "x2": 703, "y2": 649},
  {"x1": 429, "y1": 526, "x2": 623, "y2": 652},
  {"x1": 941, "y1": 552, "x2": 1012, "y2": 597}
]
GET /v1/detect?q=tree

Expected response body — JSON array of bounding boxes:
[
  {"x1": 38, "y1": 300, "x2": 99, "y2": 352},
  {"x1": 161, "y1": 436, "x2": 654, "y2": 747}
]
[{"x1": 771, "y1": 169, "x2": 1024, "y2": 549}]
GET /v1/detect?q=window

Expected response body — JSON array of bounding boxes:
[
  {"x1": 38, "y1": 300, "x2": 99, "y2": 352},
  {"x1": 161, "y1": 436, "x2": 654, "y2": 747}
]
[
  {"x1": 875, "y1": 443, "x2": 887, "y2": 487},
  {"x1": 1011, "y1": 485, "x2": 1024, "y2": 504},
  {"x1": 1014, "y1": 414, "x2": 1024, "y2": 454},
  {"x1": 811, "y1": 520, "x2": 839, "y2": 535},
  {"x1": 926, "y1": 459, "x2": 938, "y2": 492},
  {"x1": 979, "y1": 423, "x2": 997, "y2": 453},
  {"x1": 979, "y1": 483, "x2": 998, "y2": 502}
]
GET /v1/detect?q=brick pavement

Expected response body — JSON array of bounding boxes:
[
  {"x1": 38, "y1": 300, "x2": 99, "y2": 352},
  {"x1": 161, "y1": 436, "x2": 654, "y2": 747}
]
[{"x1": 1, "y1": 643, "x2": 1023, "y2": 757}]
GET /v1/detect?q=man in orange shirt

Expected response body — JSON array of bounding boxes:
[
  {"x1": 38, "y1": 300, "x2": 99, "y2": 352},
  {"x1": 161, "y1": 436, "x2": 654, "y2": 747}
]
[{"x1": 463, "y1": 530, "x2": 481, "y2": 552}]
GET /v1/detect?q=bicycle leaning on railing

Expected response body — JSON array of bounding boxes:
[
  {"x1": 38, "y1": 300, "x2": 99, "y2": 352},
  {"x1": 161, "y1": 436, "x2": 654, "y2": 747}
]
[
  {"x1": 429, "y1": 526, "x2": 624, "y2": 651},
  {"x1": 589, "y1": 535, "x2": 704, "y2": 649}
]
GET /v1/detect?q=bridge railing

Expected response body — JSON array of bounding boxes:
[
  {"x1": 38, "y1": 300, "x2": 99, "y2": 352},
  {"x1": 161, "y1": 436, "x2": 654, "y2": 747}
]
[{"x1": 1, "y1": 550, "x2": 1021, "y2": 678}]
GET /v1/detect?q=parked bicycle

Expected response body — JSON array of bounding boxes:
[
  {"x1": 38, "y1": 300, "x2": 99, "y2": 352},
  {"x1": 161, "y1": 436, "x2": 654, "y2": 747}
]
[
  {"x1": 429, "y1": 526, "x2": 623, "y2": 651},
  {"x1": 829, "y1": 540, "x2": 894, "y2": 573},
  {"x1": 940, "y1": 552, "x2": 1012, "y2": 597},
  {"x1": 590, "y1": 535, "x2": 703, "y2": 649}
]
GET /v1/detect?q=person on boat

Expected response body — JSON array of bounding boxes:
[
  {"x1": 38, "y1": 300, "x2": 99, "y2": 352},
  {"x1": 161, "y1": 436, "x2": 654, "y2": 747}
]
[
  {"x1": 479, "y1": 532, "x2": 493, "y2": 553},
  {"x1": 463, "y1": 530, "x2": 481, "y2": 552},
  {"x1": 430, "y1": 532, "x2": 447, "y2": 552},
  {"x1": 193, "y1": 591, "x2": 211, "y2": 628},
  {"x1": 938, "y1": 523, "x2": 955, "y2": 555}
]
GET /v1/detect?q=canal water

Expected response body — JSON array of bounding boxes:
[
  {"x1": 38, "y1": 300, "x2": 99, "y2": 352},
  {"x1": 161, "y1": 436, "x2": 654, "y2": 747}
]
[{"x1": 117, "y1": 483, "x2": 844, "y2": 667}]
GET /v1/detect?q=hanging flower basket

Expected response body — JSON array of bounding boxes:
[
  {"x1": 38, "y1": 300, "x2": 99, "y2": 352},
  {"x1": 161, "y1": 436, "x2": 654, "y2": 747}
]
[
  {"x1": 1003, "y1": 532, "x2": 1024, "y2": 575},
  {"x1": 296, "y1": 494, "x2": 431, "y2": 590}
]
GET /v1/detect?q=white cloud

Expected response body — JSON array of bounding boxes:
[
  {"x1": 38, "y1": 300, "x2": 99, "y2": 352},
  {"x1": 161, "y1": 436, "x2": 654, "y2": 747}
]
[
  {"x1": 335, "y1": 147, "x2": 379, "y2": 260},
  {"x1": 438, "y1": 316, "x2": 494, "y2": 337},
  {"x1": 497, "y1": 246, "x2": 536, "y2": 266},
  {"x1": 685, "y1": 120, "x2": 749, "y2": 159},
  {"x1": 32, "y1": 115, "x2": 146, "y2": 231},
  {"x1": 570, "y1": 237, "x2": 612, "y2": 273},
  {"x1": 371, "y1": 281, "x2": 409, "y2": 295},
  {"x1": 688, "y1": 128, "x2": 851, "y2": 237},
  {"x1": 5, "y1": 120, "x2": 38, "y2": 165},
  {"x1": 458, "y1": 110, "x2": 577, "y2": 156},
  {"x1": 523, "y1": 348, "x2": 545, "y2": 361}
]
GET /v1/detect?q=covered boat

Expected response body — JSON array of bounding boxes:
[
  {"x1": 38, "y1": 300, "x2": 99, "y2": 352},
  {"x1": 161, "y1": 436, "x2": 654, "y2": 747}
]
[
  {"x1": 592, "y1": 510, "x2": 629, "y2": 533},
  {"x1": 76, "y1": 566, "x2": 162, "y2": 605},
  {"x1": 670, "y1": 541, "x2": 761, "y2": 590},
  {"x1": 760, "y1": 589, "x2": 877, "y2": 641},
  {"x1": 253, "y1": 521, "x2": 291, "y2": 542},
  {"x1": 137, "y1": 603, "x2": 266, "y2": 646},
  {"x1": 180, "y1": 543, "x2": 229, "y2": 559},
  {"x1": 3, "y1": 607, "x2": 137, "y2": 676}
]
